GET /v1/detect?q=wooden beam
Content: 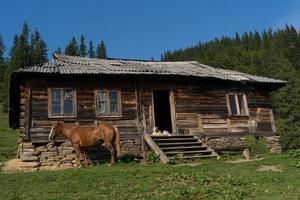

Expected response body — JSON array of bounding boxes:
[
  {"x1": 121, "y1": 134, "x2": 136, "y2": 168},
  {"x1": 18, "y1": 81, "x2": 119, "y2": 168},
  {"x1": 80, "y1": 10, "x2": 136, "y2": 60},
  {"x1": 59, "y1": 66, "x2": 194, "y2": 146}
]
[
  {"x1": 198, "y1": 114, "x2": 204, "y2": 133},
  {"x1": 269, "y1": 109, "x2": 276, "y2": 133},
  {"x1": 169, "y1": 90, "x2": 177, "y2": 134}
]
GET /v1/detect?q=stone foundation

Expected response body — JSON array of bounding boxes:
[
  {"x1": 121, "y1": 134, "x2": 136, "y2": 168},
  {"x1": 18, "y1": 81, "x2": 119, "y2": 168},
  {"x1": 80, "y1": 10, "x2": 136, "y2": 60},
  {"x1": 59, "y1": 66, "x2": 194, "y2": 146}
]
[
  {"x1": 206, "y1": 135, "x2": 282, "y2": 153},
  {"x1": 17, "y1": 139, "x2": 142, "y2": 171}
]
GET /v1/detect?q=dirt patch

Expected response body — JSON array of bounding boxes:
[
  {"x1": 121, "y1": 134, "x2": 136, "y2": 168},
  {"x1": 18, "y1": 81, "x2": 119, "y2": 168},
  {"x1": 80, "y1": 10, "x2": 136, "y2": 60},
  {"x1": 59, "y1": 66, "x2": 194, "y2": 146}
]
[
  {"x1": 1, "y1": 159, "x2": 35, "y2": 173},
  {"x1": 257, "y1": 164, "x2": 283, "y2": 172},
  {"x1": 225, "y1": 158, "x2": 264, "y2": 163},
  {"x1": 1, "y1": 159, "x2": 62, "y2": 173}
]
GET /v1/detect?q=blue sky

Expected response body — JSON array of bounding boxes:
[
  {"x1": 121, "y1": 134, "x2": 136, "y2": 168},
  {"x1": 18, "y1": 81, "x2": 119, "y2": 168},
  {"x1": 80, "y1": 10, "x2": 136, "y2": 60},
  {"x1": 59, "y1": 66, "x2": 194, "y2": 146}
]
[{"x1": 1, "y1": 0, "x2": 299, "y2": 60}]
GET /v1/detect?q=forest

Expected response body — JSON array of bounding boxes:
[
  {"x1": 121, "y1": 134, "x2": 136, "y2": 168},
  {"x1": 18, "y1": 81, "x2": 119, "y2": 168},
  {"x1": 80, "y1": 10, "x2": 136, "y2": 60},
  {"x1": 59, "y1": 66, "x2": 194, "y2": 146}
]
[{"x1": 0, "y1": 23, "x2": 299, "y2": 150}]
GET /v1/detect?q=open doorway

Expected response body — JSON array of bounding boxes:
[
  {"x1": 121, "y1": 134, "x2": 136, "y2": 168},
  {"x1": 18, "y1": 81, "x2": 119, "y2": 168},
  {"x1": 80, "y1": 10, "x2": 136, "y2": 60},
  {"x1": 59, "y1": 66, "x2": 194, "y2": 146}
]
[{"x1": 153, "y1": 90, "x2": 172, "y2": 133}]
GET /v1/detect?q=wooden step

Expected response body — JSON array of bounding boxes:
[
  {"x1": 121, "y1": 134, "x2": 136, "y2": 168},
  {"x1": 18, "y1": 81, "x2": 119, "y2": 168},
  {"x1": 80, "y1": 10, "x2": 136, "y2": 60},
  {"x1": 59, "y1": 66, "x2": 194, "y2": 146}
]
[
  {"x1": 157, "y1": 142, "x2": 202, "y2": 146},
  {"x1": 169, "y1": 154, "x2": 217, "y2": 160},
  {"x1": 153, "y1": 138, "x2": 198, "y2": 142},
  {"x1": 165, "y1": 150, "x2": 212, "y2": 155},
  {"x1": 160, "y1": 146, "x2": 207, "y2": 151},
  {"x1": 151, "y1": 135, "x2": 194, "y2": 139}
]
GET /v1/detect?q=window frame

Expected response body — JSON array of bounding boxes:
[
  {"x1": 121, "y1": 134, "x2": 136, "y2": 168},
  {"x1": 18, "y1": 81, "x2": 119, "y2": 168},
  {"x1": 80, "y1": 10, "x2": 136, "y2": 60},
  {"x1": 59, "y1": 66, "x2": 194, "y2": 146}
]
[
  {"x1": 94, "y1": 89, "x2": 122, "y2": 117},
  {"x1": 48, "y1": 88, "x2": 77, "y2": 118},
  {"x1": 225, "y1": 93, "x2": 249, "y2": 117}
]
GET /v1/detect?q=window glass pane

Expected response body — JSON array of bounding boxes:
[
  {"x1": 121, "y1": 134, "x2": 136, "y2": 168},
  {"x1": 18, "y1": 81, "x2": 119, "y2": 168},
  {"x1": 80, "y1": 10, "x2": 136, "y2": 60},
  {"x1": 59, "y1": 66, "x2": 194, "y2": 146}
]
[
  {"x1": 64, "y1": 90, "x2": 73, "y2": 101},
  {"x1": 52, "y1": 91, "x2": 61, "y2": 101},
  {"x1": 63, "y1": 90, "x2": 74, "y2": 115},
  {"x1": 229, "y1": 95, "x2": 237, "y2": 115},
  {"x1": 51, "y1": 91, "x2": 61, "y2": 115},
  {"x1": 64, "y1": 101, "x2": 73, "y2": 115},
  {"x1": 98, "y1": 91, "x2": 107, "y2": 114},
  {"x1": 99, "y1": 92, "x2": 106, "y2": 101},
  {"x1": 99, "y1": 102, "x2": 106, "y2": 113},
  {"x1": 238, "y1": 95, "x2": 247, "y2": 115},
  {"x1": 110, "y1": 101, "x2": 118, "y2": 113},
  {"x1": 52, "y1": 102, "x2": 61, "y2": 115},
  {"x1": 109, "y1": 91, "x2": 118, "y2": 101}
]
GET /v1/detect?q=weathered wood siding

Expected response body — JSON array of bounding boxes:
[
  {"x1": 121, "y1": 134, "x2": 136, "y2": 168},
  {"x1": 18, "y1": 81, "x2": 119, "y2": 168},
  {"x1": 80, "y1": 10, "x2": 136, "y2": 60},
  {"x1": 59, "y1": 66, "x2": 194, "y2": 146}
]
[
  {"x1": 19, "y1": 77, "x2": 275, "y2": 150},
  {"x1": 173, "y1": 82, "x2": 274, "y2": 138},
  {"x1": 19, "y1": 77, "x2": 141, "y2": 155}
]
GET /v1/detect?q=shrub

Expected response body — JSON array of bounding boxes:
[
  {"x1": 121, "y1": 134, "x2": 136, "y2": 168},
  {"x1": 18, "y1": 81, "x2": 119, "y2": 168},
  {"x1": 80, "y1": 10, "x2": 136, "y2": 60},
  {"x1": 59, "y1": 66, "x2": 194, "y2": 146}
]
[
  {"x1": 245, "y1": 135, "x2": 268, "y2": 155},
  {"x1": 145, "y1": 151, "x2": 159, "y2": 163},
  {"x1": 289, "y1": 149, "x2": 300, "y2": 168}
]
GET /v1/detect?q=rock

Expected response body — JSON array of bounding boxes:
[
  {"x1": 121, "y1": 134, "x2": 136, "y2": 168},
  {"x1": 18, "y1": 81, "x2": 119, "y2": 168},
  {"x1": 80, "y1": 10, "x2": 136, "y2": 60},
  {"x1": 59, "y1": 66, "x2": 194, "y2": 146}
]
[
  {"x1": 41, "y1": 152, "x2": 58, "y2": 157},
  {"x1": 22, "y1": 151, "x2": 40, "y2": 157},
  {"x1": 21, "y1": 155, "x2": 39, "y2": 162},
  {"x1": 22, "y1": 148, "x2": 36, "y2": 152},
  {"x1": 59, "y1": 163, "x2": 73, "y2": 169},
  {"x1": 39, "y1": 166, "x2": 60, "y2": 171},
  {"x1": 22, "y1": 143, "x2": 34, "y2": 149},
  {"x1": 60, "y1": 149, "x2": 74, "y2": 156},
  {"x1": 19, "y1": 161, "x2": 40, "y2": 168}
]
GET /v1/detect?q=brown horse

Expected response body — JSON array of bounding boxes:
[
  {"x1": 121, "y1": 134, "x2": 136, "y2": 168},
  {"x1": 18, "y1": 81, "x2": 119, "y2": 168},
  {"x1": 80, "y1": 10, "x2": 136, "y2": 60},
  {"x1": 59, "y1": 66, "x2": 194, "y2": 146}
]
[{"x1": 48, "y1": 121, "x2": 121, "y2": 166}]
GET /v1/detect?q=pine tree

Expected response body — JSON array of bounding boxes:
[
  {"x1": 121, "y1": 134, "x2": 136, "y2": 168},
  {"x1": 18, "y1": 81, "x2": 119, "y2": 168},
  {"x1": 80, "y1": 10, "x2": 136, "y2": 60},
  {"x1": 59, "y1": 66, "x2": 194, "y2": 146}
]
[
  {"x1": 97, "y1": 40, "x2": 107, "y2": 59},
  {"x1": 88, "y1": 40, "x2": 95, "y2": 58},
  {"x1": 30, "y1": 30, "x2": 48, "y2": 65},
  {"x1": 64, "y1": 37, "x2": 79, "y2": 56},
  {"x1": 0, "y1": 35, "x2": 6, "y2": 90},
  {"x1": 79, "y1": 34, "x2": 87, "y2": 57},
  {"x1": 54, "y1": 47, "x2": 62, "y2": 54},
  {"x1": 1, "y1": 22, "x2": 48, "y2": 111}
]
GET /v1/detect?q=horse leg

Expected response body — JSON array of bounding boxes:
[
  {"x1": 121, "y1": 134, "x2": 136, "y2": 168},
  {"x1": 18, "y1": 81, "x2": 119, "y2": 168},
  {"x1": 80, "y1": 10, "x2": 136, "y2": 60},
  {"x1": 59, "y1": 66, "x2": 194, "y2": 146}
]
[
  {"x1": 81, "y1": 148, "x2": 88, "y2": 166},
  {"x1": 74, "y1": 145, "x2": 81, "y2": 167},
  {"x1": 106, "y1": 142, "x2": 115, "y2": 165}
]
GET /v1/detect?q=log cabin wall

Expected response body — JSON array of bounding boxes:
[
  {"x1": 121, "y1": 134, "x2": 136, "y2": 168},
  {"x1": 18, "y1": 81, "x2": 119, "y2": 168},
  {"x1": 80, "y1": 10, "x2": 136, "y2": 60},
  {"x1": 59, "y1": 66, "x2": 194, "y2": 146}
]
[
  {"x1": 18, "y1": 76, "x2": 276, "y2": 154},
  {"x1": 20, "y1": 76, "x2": 141, "y2": 155},
  {"x1": 173, "y1": 80, "x2": 274, "y2": 138}
]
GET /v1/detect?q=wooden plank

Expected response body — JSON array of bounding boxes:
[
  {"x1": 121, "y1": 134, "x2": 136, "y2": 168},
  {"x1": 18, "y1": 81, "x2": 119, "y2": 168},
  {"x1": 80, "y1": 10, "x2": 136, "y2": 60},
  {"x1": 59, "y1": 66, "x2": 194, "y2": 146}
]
[
  {"x1": 269, "y1": 109, "x2": 276, "y2": 133},
  {"x1": 198, "y1": 114, "x2": 203, "y2": 133},
  {"x1": 169, "y1": 90, "x2": 177, "y2": 134}
]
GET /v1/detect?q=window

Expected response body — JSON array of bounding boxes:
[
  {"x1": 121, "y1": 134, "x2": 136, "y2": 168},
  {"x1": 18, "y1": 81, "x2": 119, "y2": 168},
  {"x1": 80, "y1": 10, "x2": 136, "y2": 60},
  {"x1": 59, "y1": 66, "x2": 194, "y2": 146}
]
[
  {"x1": 96, "y1": 90, "x2": 121, "y2": 116},
  {"x1": 48, "y1": 88, "x2": 76, "y2": 117},
  {"x1": 226, "y1": 94, "x2": 249, "y2": 116}
]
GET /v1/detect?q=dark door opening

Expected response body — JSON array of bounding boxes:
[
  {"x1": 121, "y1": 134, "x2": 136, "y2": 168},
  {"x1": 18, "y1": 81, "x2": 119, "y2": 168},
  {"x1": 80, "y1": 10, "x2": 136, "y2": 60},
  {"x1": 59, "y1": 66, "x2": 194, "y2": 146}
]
[{"x1": 153, "y1": 90, "x2": 172, "y2": 133}]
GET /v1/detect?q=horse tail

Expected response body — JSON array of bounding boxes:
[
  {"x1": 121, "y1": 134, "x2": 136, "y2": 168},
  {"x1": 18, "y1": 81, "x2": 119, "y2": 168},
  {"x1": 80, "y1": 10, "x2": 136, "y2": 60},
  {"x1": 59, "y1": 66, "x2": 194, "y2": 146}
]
[{"x1": 114, "y1": 127, "x2": 121, "y2": 157}]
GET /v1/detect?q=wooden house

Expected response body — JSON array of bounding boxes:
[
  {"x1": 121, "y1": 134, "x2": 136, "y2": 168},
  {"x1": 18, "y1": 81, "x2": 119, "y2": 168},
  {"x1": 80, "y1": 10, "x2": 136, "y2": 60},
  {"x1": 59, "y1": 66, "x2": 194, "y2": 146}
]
[{"x1": 9, "y1": 54, "x2": 286, "y2": 163}]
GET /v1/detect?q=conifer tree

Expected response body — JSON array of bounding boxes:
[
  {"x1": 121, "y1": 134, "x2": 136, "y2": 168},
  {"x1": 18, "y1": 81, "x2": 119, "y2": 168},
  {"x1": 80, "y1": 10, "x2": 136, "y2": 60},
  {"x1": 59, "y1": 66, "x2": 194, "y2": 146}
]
[
  {"x1": 30, "y1": 30, "x2": 48, "y2": 64},
  {"x1": 88, "y1": 40, "x2": 95, "y2": 58},
  {"x1": 64, "y1": 37, "x2": 79, "y2": 56},
  {"x1": 79, "y1": 34, "x2": 87, "y2": 57},
  {"x1": 1, "y1": 22, "x2": 48, "y2": 111},
  {"x1": 54, "y1": 47, "x2": 62, "y2": 54},
  {"x1": 0, "y1": 35, "x2": 6, "y2": 90},
  {"x1": 97, "y1": 40, "x2": 107, "y2": 59}
]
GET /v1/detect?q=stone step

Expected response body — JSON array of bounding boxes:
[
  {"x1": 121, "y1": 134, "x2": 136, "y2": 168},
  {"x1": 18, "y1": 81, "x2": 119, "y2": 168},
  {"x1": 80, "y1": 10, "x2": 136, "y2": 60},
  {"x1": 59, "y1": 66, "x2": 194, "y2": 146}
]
[
  {"x1": 160, "y1": 146, "x2": 207, "y2": 151},
  {"x1": 164, "y1": 150, "x2": 212, "y2": 155}
]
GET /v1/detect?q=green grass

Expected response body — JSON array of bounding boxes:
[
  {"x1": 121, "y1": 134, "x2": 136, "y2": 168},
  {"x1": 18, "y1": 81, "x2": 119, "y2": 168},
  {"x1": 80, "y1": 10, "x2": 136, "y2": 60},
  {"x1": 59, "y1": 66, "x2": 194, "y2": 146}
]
[
  {"x1": 0, "y1": 108, "x2": 300, "y2": 199},
  {"x1": 0, "y1": 154, "x2": 299, "y2": 200},
  {"x1": 0, "y1": 105, "x2": 18, "y2": 162}
]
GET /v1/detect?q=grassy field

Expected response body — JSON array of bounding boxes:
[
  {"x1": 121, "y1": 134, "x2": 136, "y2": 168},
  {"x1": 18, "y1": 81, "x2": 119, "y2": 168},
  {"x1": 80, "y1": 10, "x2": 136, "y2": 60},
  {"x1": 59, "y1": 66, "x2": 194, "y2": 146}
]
[
  {"x1": 0, "y1": 106, "x2": 18, "y2": 162},
  {"x1": 0, "y1": 108, "x2": 300, "y2": 199}
]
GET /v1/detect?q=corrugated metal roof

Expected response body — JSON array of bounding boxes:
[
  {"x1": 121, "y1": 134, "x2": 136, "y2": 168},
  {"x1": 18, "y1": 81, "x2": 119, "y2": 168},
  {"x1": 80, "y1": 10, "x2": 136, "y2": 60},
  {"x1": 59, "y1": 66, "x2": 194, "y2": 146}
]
[{"x1": 16, "y1": 53, "x2": 286, "y2": 84}]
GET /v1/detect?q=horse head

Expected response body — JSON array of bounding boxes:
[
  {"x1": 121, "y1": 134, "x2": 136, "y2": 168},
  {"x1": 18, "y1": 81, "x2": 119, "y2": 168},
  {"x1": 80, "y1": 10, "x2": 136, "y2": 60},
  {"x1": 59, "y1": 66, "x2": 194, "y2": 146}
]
[{"x1": 49, "y1": 121, "x2": 64, "y2": 142}]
